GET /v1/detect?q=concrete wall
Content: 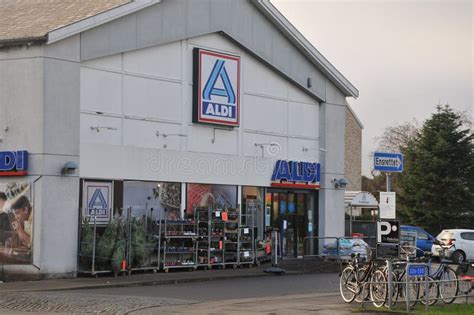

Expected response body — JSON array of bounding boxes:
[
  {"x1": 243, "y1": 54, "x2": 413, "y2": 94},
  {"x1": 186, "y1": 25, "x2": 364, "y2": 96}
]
[
  {"x1": 344, "y1": 107, "x2": 362, "y2": 191},
  {"x1": 318, "y1": 81, "x2": 347, "y2": 238},
  {"x1": 79, "y1": 33, "x2": 321, "y2": 186},
  {"x1": 0, "y1": 36, "x2": 80, "y2": 278},
  {"x1": 80, "y1": 0, "x2": 328, "y2": 102}
]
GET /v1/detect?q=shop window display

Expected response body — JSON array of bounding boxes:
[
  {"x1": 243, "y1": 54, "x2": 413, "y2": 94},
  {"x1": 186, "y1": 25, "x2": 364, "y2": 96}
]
[
  {"x1": 79, "y1": 180, "x2": 182, "y2": 275},
  {"x1": 186, "y1": 184, "x2": 237, "y2": 217}
]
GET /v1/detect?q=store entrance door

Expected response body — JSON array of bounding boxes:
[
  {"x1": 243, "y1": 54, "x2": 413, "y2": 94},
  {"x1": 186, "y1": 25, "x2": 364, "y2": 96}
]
[{"x1": 266, "y1": 190, "x2": 316, "y2": 258}]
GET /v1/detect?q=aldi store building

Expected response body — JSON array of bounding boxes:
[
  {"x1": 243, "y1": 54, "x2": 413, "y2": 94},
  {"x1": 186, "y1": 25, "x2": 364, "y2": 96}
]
[{"x1": 0, "y1": 0, "x2": 359, "y2": 278}]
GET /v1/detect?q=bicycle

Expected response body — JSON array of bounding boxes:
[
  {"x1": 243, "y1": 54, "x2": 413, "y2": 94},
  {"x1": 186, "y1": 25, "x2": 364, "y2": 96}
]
[
  {"x1": 340, "y1": 248, "x2": 381, "y2": 304},
  {"x1": 384, "y1": 247, "x2": 438, "y2": 308},
  {"x1": 429, "y1": 240, "x2": 459, "y2": 304}
]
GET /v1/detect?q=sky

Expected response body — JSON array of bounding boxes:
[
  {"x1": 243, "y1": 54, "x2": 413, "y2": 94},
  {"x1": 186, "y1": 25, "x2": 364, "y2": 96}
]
[{"x1": 272, "y1": 0, "x2": 473, "y2": 176}]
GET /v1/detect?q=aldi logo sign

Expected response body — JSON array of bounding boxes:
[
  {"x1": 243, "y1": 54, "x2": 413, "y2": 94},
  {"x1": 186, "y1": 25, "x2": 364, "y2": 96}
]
[
  {"x1": 193, "y1": 48, "x2": 240, "y2": 127},
  {"x1": 271, "y1": 160, "x2": 321, "y2": 189},
  {"x1": 0, "y1": 150, "x2": 28, "y2": 176}
]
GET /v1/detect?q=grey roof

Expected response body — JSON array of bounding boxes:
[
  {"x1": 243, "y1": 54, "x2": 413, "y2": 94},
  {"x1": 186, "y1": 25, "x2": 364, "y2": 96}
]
[{"x1": 0, "y1": 0, "x2": 129, "y2": 45}]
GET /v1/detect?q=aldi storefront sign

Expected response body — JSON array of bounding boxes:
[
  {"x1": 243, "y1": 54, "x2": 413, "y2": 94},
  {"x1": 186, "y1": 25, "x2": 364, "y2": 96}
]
[
  {"x1": 0, "y1": 150, "x2": 28, "y2": 176},
  {"x1": 271, "y1": 160, "x2": 320, "y2": 189},
  {"x1": 193, "y1": 48, "x2": 240, "y2": 127}
]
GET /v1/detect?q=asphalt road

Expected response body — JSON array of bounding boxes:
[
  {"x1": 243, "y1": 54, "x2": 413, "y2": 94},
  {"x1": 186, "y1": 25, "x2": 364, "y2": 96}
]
[
  {"x1": 0, "y1": 273, "x2": 346, "y2": 314},
  {"x1": 68, "y1": 273, "x2": 340, "y2": 301}
]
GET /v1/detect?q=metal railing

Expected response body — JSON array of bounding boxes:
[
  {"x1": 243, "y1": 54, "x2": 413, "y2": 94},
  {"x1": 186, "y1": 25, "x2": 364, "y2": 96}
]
[
  {"x1": 341, "y1": 258, "x2": 474, "y2": 312},
  {"x1": 302, "y1": 236, "x2": 376, "y2": 272}
]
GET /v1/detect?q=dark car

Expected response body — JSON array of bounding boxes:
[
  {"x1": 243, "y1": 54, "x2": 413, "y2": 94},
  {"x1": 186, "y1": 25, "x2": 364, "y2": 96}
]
[{"x1": 400, "y1": 225, "x2": 435, "y2": 255}]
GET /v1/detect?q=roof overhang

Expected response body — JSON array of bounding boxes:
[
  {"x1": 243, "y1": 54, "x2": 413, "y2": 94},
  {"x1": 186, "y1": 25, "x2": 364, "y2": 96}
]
[
  {"x1": 0, "y1": 0, "x2": 358, "y2": 100},
  {"x1": 251, "y1": 0, "x2": 359, "y2": 98},
  {"x1": 47, "y1": 0, "x2": 161, "y2": 44},
  {"x1": 0, "y1": 36, "x2": 47, "y2": 48}
]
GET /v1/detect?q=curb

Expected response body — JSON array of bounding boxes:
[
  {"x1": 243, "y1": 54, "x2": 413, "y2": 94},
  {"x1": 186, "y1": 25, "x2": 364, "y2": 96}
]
[{"x1": 3, "y1": 270, "x2": 308, "y2": 293}]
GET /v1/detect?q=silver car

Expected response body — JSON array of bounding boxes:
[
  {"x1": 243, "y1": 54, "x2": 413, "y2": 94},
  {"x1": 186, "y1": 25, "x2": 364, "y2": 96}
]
[{"x1": 431, "y1": 229, "x2": 474, "y2": 263}]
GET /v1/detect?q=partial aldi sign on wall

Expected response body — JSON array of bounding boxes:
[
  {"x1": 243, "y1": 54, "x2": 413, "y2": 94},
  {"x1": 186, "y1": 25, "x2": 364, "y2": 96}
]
[
  {"x1": 271, "y1": 160, "x2": 321, "y2": 189},
  {"x1": 0, "y1": 150, "x2": 28, "y2": 176},
  {"x1": 193, "y1": 48, "x2": 240, "y2": 127},
  {"x1": 82, "y1": 181, "x2": 113, "y2": 224}
]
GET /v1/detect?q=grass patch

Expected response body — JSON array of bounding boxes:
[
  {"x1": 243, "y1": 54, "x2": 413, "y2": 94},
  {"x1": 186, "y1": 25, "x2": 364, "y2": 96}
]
[
  {"x1": 353, "y1": 303, "x2": 474, "y2": 314},
  {"x1": 413, "y1": 303, "x2": 474, "y2": 315}
]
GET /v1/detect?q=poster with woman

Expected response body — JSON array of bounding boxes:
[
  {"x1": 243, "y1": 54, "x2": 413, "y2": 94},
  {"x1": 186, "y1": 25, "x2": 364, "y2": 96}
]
[{"x1": 0, "y1": 182, "x2": 33, "y2": 265}]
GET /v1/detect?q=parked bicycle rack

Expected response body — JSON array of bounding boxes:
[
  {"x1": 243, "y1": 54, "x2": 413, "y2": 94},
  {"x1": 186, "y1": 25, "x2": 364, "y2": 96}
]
[{"x1": 342, "y1": 257, "x2": 474, "y2": 312}]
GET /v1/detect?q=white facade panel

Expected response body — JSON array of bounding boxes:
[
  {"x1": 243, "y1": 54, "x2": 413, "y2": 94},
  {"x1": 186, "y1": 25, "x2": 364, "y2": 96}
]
[
  {"x1": 82, "y1": 53, "x2": 122, "y2": 71},
  {"x1": 123, "y1": 41, "x2": 182, "y2": 80},
  {"x1": 288, "y1": 101, "x2": 319, "y2": 138},
  {"x1": 187, "y1": 125, "x2": 239, "y2": 155},
  {"x1": 242, "y1": 132, "x2": 288, "y2": 159},
  {"x1": 123, "y1": 119, "x2": 182, "y2": 151},
  {"x1": 80, "y1": 113, "x2": 122, "y2": 145},
  {"x1": 123, "y1": 75, "x2": 181, "y2": 122},
  {"x1": 80, "y1": 67, "x2": 121, "y2": 114},
  {"x1": 288, "y1": 137, "x2": 320, "y2": 161},
  {"x1": 243, "y1": 94, "x2": 287, "y2": 134},
  {"x1": 243, "y1": 56, "x2": 288, "y2": 100}
]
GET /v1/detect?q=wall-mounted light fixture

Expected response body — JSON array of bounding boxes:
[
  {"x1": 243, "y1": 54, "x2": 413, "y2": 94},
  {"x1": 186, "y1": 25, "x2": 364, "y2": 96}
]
[
  {"x1": 333, "y1": 178, "x2": 348, "y2": 189},
  {"x1": 156, "y1": 131, "x2": 187, "y2": 138},
  {"x1": 90, "y1": 126, "x2": 118, "y2": 132},
  {"x1": 302, "y1": 147, "x2": 327, "y2": 153},
  {"x1": 254, "y1": 142, "x2": 280, "y2": 158},
  {"x1": 61, "y1": 161, "x2": 78, "y2": 175}
]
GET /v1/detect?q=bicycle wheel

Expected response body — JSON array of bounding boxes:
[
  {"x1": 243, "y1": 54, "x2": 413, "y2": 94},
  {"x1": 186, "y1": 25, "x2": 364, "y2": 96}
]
[
  {"x1": 370, "y1": 269, "x2": 387, "y2": 308},
  {"x1": 439, "y1": 266, "x2": 458, "y2": 304},
  {"x1": 385, "y1": 271, "x2": 399, "y2": 308},
  {"x1": 340, "y1": 266, "x2": 357, "y2": 303},
  {"x1": 400, "y1": 273, "x2": 419, "y2": 308},
  {"x1": 419, "y1": 276, "x2": 439, "y2": 306},
  {"x1": 354, "y1": 266, "x2": 369, "y2": 303}
]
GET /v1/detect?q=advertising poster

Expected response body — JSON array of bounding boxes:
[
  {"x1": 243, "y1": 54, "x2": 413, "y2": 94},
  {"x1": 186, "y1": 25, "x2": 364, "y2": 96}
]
[
  {"x1": 123, "y1": 181, "x2": 181, "y2": 220},
  {"x1": 0, "y1": 182, "x2": 33, "y2": 265},
  {"x1": 186, "y1": 184, "x2": 237, "y2": 217},
  {"x1": 82, "y1": 181, "x2": 113, "y2": 224},
  {"x1": 379, "y1": 192, "x2": 396, "y2": 219}
]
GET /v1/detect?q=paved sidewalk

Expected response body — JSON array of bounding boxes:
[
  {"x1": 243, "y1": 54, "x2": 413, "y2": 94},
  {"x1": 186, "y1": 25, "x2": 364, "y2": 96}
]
[
  {"x1": 0, "y1": 265, "x2": 304, "y2": 293},
  {"x1": 132, "y1": 292, "x2": 356, "y2": 315}
]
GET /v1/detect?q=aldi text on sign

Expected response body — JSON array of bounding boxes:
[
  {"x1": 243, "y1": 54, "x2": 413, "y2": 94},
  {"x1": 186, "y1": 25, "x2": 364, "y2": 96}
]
[
  {"x1": 0, "y1": 150, "x2": 28, "y2": 176},
  {"x1": 193, "y1": 48, "x2": 240, "y2": 127},
  {"x1": 373, "y1": 152, "x2": 404, "y2": 172},
  {"x1": 271, "y1": 160, "x2": 320, "y2": 189}
]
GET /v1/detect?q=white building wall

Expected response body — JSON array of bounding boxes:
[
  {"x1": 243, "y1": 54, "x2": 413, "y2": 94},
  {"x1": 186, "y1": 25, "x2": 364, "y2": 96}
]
[{"x1": 79, "y1": 33, "x2": 321, "y2": 186}]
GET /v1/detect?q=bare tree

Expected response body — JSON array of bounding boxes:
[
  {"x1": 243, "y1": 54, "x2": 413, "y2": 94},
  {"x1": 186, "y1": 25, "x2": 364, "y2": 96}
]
[{"x1": 374, "y1": 119, "x2": 420, "y2": 153}]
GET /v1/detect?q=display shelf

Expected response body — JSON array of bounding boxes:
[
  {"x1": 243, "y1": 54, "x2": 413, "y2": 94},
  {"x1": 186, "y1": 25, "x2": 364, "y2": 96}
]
[
  {"x1": 160, "y1": 214, "x2": 198, "y2": 272},
  {"x1": 238, "y1": 210, "x2": 256, "y2": 266}
]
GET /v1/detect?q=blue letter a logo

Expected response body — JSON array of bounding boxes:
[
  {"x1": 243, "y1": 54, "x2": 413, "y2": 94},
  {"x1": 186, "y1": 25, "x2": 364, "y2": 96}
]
[
  {"x1": 203, "y1": 60, "x2": 236, "y2": 104},
  {"x1": 88, "y1": 189, "x2": 108, "y2": 210}
]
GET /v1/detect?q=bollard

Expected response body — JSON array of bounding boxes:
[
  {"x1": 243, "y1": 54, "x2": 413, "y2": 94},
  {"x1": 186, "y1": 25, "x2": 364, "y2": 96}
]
[{"x1": 264, "y1": 230, "x2": 286, "y2": 274}]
